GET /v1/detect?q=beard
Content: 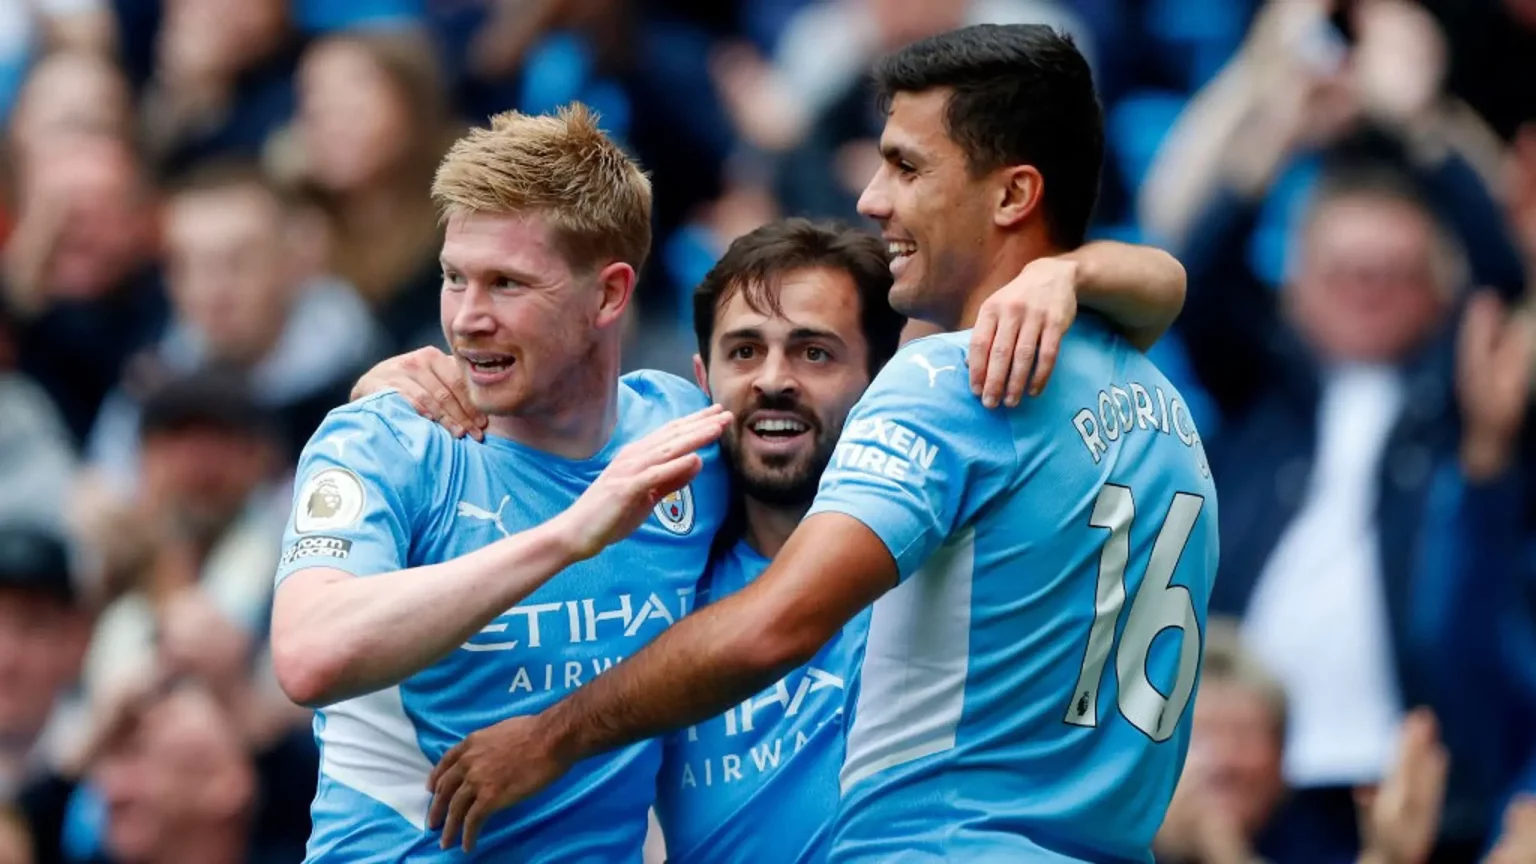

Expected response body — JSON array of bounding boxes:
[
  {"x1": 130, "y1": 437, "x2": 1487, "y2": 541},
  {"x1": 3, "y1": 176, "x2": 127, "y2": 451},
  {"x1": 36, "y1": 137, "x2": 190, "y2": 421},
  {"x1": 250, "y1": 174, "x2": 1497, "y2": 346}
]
[{"x1": 721, "y1": 395, "x2": 839, "y2": 508}]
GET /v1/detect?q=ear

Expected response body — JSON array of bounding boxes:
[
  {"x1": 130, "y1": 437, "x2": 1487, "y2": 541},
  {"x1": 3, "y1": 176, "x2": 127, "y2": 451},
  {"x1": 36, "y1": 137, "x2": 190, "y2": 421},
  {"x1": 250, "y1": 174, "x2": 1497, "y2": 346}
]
[
  {"x1": 593, "y1": 261, "x2": 637, "y2": 330},
  {"x1": 993, "y1": 165, "x2": 1044, "y2": 230},
  {"x1": 692, "y1": 354, "x2": 711, "y2": 396}
]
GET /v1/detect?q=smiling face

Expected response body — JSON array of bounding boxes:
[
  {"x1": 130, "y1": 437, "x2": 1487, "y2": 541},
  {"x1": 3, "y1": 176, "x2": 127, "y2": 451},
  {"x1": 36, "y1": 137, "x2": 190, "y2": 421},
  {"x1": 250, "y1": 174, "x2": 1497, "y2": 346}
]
[
  {"x1": 858, "y1": 89, "x2": 1000, "y2": 329},
  {"x1": 439, "y1": 209, "x2": 615, "y2": 419},
  {"x1": 697, "y1": 268, "x2": 872, "y2": 507}
]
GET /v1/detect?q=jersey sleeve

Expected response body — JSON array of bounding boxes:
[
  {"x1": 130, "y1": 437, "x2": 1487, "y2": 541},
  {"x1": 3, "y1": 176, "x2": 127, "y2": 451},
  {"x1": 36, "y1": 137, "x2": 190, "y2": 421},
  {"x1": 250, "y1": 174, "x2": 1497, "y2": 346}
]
[
  {"x1": 274, "y1": 403, "x2": 432, "y2": 585},
  {"x1": 806, "y1": 336, "x2": 1016, "y2": 581}
]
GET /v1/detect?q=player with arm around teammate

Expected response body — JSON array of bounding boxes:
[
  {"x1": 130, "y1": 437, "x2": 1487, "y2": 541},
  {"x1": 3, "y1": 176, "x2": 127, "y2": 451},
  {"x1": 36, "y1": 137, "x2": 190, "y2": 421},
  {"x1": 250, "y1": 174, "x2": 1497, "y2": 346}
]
[
  {"x1": 422, "y1": 24, "x2": 1218, "y2": 864},
  {"x1": 268, "y1": 105, "x2": 739, "y2": 862},
  {"x1": 359, "y1": 212, "x2": 1188, "y2": 862}
]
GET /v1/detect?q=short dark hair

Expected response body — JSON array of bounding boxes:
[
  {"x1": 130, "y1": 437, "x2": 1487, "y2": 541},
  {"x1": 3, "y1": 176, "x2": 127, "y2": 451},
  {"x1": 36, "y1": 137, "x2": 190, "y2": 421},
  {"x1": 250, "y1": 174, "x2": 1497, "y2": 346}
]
[
  {"x1": 692, "y1": 219, "x2": 905, "y2": 378},
  {"x1": 874, "y1": 23, "x2": 1104, "y2": 248}
]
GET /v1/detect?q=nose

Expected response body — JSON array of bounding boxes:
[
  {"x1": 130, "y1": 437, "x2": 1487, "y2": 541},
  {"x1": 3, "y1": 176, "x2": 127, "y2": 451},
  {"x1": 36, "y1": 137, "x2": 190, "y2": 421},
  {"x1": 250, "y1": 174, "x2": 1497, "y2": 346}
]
[
  {"x1": 752, "y1": 349, "x2": 799, "y2": 400},
  {"x1": 857, "y1": 166, "x2": 892, "y2": 222},
  {"x1": 449, "y1": 284, "x2": 496, "y2": 340}
]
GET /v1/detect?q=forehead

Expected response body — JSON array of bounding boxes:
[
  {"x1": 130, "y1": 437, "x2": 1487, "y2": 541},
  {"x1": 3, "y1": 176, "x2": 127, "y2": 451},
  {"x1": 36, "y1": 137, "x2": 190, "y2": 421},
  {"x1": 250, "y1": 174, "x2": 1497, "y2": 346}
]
[
  {"x1": 715, "y1": 267, "x2": 865, "y2": 342},
  {"x1": 880, "y1": 89, "x2": 960, "y2": 160},
  {"x1": 1306, "y1": 194, "x2": 1433, "y2": 250},
  {"x1": 441, "y1": 209, "x2": 570, "y2": 276}
]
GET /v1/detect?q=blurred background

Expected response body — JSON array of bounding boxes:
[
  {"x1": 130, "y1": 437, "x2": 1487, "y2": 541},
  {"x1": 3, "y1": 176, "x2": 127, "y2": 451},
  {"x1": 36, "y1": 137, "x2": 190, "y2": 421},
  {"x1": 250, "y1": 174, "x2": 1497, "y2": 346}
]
[{"x1": 1, "y1": 0, "x2": 1535, "y2": 862}]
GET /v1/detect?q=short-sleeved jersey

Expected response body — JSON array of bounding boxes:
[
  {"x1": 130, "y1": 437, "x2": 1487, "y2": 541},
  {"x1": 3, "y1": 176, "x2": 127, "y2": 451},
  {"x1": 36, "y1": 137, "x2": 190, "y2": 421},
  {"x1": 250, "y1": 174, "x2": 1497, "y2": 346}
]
[
  {"x1": 807, "y1": 316, "x2": 1219, "y2": 863},
  {"x1": 655, "y1": 540, "x2": 869, "y2": 864},
  {"x1": 274, "y1": 370, "x2": 729, "y2": 863}
]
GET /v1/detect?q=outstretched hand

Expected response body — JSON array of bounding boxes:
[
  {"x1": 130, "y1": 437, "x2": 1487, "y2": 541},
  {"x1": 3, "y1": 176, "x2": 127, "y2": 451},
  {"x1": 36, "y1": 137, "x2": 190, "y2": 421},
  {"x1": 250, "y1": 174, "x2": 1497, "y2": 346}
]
[{"x1": 554, "y1": 405, "x2": 732, "y2": 561}]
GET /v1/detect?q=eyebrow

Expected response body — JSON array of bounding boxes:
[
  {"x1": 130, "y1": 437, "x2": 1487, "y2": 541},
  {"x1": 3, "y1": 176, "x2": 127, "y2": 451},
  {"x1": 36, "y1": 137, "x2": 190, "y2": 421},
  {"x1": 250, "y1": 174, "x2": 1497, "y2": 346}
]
[
  {"x1": 720, "y1": 326, "x2": 848, "y2": 347},
  {"x1": 880, "y1": 143, "x2": 918, "y2": 166},
  {"x1": 439, "y1": 258, "x2": 541, "y2": 286}
]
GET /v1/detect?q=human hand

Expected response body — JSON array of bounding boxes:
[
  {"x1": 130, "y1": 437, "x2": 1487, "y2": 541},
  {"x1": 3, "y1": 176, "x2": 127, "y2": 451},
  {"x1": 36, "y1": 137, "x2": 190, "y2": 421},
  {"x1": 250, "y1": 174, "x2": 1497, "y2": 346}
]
[
  {"x1": 350, "y1": 346, "x2": 487, "y2": 441},
  {"x1": 552, "y1": 405, "x2": 731, "y2": 561},
  {"x1": 969, "y1": 256, "x2": 1079, "y2": 407},
  {"x1": 1456, "y1": 291, "x2": 1533, "y2": 480},
  {"x1": 1351, "y1": 0, "x2": 1447, "y2": 130},
  {"x1": 428, "y1": 714, "x2": 567, "y2": 852},
  {"x1": 1356, "y1": 708, "x2": 1448, "y2": 864}
]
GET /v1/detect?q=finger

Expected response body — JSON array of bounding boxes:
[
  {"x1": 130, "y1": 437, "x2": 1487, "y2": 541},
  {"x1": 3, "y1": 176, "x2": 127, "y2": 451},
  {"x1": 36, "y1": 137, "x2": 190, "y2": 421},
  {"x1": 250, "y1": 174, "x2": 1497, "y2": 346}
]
[
  {"x1": 401, "y1": 382, "x2": 451, "y2": 426},
  {"x1": 1026, "y1": 316, "x2": 1066, "y2": 400},
  {"x1": 983, "y1": 312, "x2": 1025, "y2": 409},
  {"x1": 625, "y1": 407, "x2": 731, "y2": 460},
  {"x1": 428, "y1": 741, "x2": 464, "y2": 790},
  {"x1": 651, "y1": 413, "x2": 732, "y2": 461},
  {"x1": 440, "y1": 782, "x2": 477, "y2": 850},
  {"x1": 968, "y1": 308, "x2": 1000, "y2": 396},
  {"x1": 462, "y1": 801, "x2": 492, "y2": 853},
  {"x1": 639, "y1": 453, "x2": 705, "y2": 499},
  {"x1": 428, "y1": 764, "x2": 461, "y2": 830}
]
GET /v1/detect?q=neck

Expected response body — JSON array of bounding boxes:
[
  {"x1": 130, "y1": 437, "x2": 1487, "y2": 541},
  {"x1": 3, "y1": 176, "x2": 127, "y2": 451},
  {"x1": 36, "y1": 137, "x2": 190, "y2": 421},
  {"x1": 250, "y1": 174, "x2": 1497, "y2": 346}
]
[
  {"x1": 741, "y1": 496, "x2": 809, "y2": 559},
  {"x1": 952, "y1": 234, "x2": 1062, "y2": 330},
  {"x1": 486, "y1": 339, "x2": 624, "y2": 460}
]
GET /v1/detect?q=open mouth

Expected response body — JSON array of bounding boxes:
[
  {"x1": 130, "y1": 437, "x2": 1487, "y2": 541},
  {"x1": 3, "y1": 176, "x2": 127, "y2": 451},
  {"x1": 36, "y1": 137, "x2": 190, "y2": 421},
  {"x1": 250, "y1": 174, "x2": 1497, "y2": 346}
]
[
  {"x1": 459, "y1": 351, "x2": 516, "y2": 382},
  {"x1": 746, "y1": 414, "x2": 813, "y2": 452},
  {"x1": 887, "y1": 239, "x2": 916, "y2": 276}
]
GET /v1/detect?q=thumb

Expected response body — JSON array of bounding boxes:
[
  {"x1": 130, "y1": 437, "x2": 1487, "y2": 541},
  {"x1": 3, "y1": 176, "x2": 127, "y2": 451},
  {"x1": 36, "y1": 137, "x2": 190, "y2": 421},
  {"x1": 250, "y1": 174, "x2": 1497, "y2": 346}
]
[{"x1": 638, "y1": 454, "x2": 704, "y2": 505}]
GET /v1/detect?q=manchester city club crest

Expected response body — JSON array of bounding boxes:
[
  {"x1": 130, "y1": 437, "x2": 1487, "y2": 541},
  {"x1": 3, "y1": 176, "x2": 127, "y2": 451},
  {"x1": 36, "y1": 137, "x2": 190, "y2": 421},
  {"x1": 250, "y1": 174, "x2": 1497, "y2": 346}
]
[{"x1": 653, "y1": 486, "x2": 695, "y2": 535}]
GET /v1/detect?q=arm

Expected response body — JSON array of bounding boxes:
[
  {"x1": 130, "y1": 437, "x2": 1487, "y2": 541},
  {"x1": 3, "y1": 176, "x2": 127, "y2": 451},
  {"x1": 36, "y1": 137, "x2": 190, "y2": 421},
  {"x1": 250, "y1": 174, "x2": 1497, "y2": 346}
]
[
  {"x1": 1060, "y1": 240, "x2": 1186, "y2": 351},
  {"x1": 272, "y1": 525, "x2": 583, "y2": 707},
  {"x1": 427, "y1": 515, "x2": 894, "y2": 849},
  {"x1": 272, "y1": 404, "x2": 730, "y2": 707}
]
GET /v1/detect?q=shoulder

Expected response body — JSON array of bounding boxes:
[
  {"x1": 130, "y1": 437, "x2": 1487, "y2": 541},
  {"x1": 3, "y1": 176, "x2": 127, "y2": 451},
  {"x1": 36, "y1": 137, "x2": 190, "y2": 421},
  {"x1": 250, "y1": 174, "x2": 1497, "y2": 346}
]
[
  {"x1": 308, "y1": 390, "x2": 450, "y2": 462},
  {"x1": 865, "y1": 333, "x2": 976, "y2": 407},
  {"x1": 620, "y1": 369, "x2": 711, "y2": 416}
]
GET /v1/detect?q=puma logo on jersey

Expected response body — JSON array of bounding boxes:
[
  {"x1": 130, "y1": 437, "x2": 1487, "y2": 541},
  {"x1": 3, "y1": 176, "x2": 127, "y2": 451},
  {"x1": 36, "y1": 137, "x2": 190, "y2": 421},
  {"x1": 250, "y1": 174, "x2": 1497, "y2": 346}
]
[
  {"x1": 910, "y1": 353, "x2": 956, "y2": 388},
  {"x1": 457, "y1": 495, "x2": 513, "y2": 538}
]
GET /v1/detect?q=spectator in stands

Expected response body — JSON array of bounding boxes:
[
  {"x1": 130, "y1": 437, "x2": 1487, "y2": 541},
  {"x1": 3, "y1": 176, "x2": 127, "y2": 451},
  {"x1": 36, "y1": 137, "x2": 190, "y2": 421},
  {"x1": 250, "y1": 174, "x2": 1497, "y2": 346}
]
[
  {"x1": 1168, "y1": 143, "x2": 1525, "y2": 863},
  {"x1": 72, "y1": 369, "x2": 289, "y2": 729},
  {"x1": 139, "y1": 0, "x2": 300, "y2": 175},
  {"x1": 0, "y1": 527, "x2": 91, "y2": 805},
  {"x1": 269, "y1": 29, "x2": 456, "y2": 351},
  {"x1": 82, "y1": 681, "x2": 286, "y2": 864},
  {"x1": 2, "y1": 135, "x2": 167, "y2": 443},
  {"x1": 85, "y1": 160, "x2": 382, "y2": 490}
]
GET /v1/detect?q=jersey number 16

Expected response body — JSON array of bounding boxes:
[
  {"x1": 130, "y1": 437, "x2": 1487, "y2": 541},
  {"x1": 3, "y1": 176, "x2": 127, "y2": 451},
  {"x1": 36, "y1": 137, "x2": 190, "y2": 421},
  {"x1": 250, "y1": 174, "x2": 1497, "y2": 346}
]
[{"x1": 1063, "y1": 484, "x2": 1204, "y2": 742}]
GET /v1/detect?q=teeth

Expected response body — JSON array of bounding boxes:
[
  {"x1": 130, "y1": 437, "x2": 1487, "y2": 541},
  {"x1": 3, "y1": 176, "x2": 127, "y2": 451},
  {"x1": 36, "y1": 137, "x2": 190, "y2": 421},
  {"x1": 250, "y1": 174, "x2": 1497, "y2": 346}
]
[
  {"x1": 753, "y1": 419, "x2": 807, "y2": 434},
  {"x1": 888, "y1": 241, "x2": 917, "y2": 257}
]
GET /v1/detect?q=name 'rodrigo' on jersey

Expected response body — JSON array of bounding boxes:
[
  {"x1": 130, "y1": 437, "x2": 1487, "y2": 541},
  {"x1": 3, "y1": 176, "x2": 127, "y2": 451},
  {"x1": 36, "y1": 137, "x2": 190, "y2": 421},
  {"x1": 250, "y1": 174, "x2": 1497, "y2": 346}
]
[
  {"x1": 274, "y1": 370, "x2": 728, "y2": 863},
  {"x1": 807, "y1": 315, "x2": 1219, "y2": 863}
]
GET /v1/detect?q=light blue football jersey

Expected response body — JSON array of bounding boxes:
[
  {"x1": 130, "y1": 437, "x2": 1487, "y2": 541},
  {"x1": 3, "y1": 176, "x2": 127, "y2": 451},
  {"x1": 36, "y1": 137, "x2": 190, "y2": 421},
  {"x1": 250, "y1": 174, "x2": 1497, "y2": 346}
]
[
  {"x1": 274, "y1": 370, "x2": 729, "y2": 863},
  {"x1": 654, "y1": 540, "x2": 870, "y2": 864},
  {"x1": 806, "y1": 316, "x2": 1219, "y2": 863}
]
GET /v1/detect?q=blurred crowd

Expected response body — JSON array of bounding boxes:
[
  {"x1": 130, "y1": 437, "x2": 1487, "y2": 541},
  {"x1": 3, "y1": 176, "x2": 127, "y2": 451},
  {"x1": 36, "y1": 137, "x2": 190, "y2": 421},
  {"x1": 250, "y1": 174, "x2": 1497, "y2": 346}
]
[{"x1": 0, "y1": 0, "x2": 1535, "y2": 862}]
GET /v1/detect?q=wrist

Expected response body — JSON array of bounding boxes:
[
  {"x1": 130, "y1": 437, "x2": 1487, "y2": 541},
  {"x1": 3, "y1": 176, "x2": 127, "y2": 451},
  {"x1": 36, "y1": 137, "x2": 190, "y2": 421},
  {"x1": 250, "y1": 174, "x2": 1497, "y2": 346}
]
[{"x1": 541, "y1": 509, "x2": 599, "y2": 567}]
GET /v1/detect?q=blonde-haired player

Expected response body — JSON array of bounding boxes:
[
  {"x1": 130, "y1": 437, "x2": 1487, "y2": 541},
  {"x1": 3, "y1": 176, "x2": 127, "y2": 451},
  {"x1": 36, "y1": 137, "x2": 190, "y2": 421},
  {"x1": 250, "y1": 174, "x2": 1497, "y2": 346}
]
[{"x1": 269, "y1": 104, "x2": 737, "y2": 861}]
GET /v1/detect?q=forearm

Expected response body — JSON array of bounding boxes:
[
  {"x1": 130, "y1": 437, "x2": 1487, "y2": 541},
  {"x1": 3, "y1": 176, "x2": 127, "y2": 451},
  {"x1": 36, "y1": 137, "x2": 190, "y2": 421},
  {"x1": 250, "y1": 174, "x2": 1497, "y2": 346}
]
[
  {"x1": 273, "y1": 518, "x2": 582, "y2": 706},
  {"x1": 1061, "y1": 241, "x2": 1187, "y2": 350},
  {"x1": 543, "y1": 590, "x2": 804, "y2": 765}
]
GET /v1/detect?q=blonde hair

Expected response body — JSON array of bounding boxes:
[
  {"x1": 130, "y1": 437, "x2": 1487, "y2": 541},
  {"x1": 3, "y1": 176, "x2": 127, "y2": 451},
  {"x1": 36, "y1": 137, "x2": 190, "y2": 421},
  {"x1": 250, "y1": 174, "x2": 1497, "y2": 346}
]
[{"x1": 431, "y1": 104, "x2": 653, "y2": 274}]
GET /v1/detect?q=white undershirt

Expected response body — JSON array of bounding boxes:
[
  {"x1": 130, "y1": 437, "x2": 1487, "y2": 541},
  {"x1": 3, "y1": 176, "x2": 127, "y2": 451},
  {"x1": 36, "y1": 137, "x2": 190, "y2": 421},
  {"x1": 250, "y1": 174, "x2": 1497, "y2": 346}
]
[{"x1": 1242, "y1": 364, "x2": 1406, "y2": 787}]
